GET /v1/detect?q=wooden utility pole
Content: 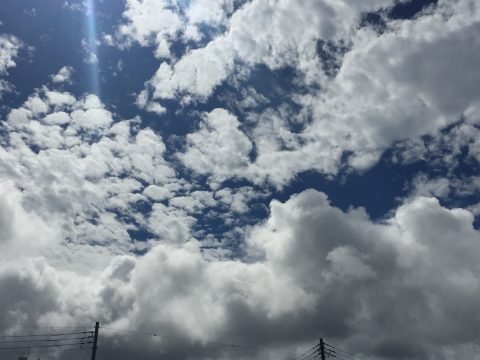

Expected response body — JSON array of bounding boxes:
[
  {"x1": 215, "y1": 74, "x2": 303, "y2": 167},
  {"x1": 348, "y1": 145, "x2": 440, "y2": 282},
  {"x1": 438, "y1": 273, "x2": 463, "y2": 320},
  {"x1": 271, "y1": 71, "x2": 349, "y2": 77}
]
[
  {"x1": 91, "y1": 322, "x2": 99, "y2": 360},
  {"x1": 320, "y1": 338, "x2": 326, "y2": 360}
]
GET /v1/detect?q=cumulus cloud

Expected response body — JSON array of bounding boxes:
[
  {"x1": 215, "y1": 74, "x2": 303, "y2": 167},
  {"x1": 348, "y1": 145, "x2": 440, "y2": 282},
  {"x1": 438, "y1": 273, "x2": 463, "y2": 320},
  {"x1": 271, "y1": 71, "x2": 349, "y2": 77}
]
[
  {"x1": 168, "y1": 0, "x2": 480, "y2": 188},
  {"x1": 186, "y1": 0, "x2": 236, "y2": 27},
  {"x1": 136, "y1": 89, "x2": 167, "y2": 115},
  {"x1": 116, "y1": 0, "x2": 183, "y2": 58},
  {"x1": 0, "y1": 34, "x2": 22, "y2": 75},
  {"x1": 51, "y1": 65, "x2": 74, "y2": 83},
  {"x1": 178, "y1": 108, "x2": 252, "y2": 185},
  {"x1": 139, "y1": 0, "x2": 400, "y2": 103},
  {"x1": 0, "y1": 181, "x2": 60, "y2": 258},
  {"x1": 115, "y1": 0, "x2": 239, "y2": 60},
  {"x1": 1, "y1": 87, "x2": 179, "y2": 260},
  {"x1": 0, "y1": 33, "x2": 22, "y2": 99},
  {"x1": 0, "y1": 78, "x2": 14, "y2": 98},
  {"x1": 1, "y1": 189, "x2": 480, "y2": 359},
  {"x1": 96, "y1": 192, "x2": 480, "y2": 360},
  {"x1": 2, "y1": 2, "x2": 480, "y2": 360}
]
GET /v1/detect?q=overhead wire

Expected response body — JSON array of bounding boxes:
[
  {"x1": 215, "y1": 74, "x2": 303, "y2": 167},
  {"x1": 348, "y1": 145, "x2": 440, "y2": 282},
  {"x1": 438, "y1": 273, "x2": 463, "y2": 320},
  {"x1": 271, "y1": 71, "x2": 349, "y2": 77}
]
[
  {"x1": 101, "y1": 325, "x2": 298, "y2": 356},
  {"x1": 24, "y1": 345, "x2": 92, "y2": 353},
  {"x1": 325, "y1": 348, "x2": 356, "y2": 360},
  {"x1": 293, "y1": 344, "x2": 320, "y2": 360},
  {"x1": 0, "y1": 323, "x2": 372, "y2": 360},
  {"x1": 0, "y1": 326, "x2": 95, "y2": 359},
  {"x1": 0, "y1": 331, "x2": 93, "y2": 338},
  {"x1": 0, "y1": 341, "x2": 93, "y2": 350},
  {"x1": 301, "y1": 351, "x2": 320, "y2": 360},
  {"x1": 324, "y1": 342, "x2": 372, "y2": 360},
  {"x1": 0, "y1": 335, "x2": 93, "y2": 344},
  {"x1": 0, "y1": 324, "x2": 94, "y2": 331}
]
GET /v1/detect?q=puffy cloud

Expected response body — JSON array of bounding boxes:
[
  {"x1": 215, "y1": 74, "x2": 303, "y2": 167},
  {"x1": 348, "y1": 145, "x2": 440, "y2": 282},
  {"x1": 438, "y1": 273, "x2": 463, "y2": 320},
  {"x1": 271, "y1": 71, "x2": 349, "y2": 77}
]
[
  {"x1": 305, "y1": 0, "x2": 480, "y2": 150},
  {"x1": 186, "y1": 0, "x2": 236, "y2": 27},
  {"x1": 0, "y1": 78, "x2": 14, "y2": 98},
  {"x1": 2, "y1": 189, "x2": 480, "y2": 359},
  {"x1": 215, "y1": 186, "x2": 263, "y2": 214},
  {"x1": 0, "y1": 34, "x2": 22, "y2": 100},
  {"x1": 118, "y1": 0, "x2": 480, "y2": 190},
  {"x1": 142, "y1": 0, "x2": 399, "y2": 102},
  {"x1": 2, "y1": 3, "x2": 480, "y2": 360},
  {"x1": 178, "y1": 108, "x2": 252, "y2": 185},
  {"x1": 1, "y1": 87, "x2": 178, "y2": 259},
  {"x1": 51, "y1": 65, "x2": 74, "y2": 83},
  {"x1": 177, "y1": 106, "x2": 342, "y2": 187},
  {"x1": 115, "y1": 0, "x2": 239, "y2": 61},
  {"x1": 0, "y1": 181, "x2": 60, "y2": 258},
  {"x1": 284, "y1": 0, "x2": 480, "y2": 179},
  {"x1": 0, "y1": 34, "x2": 22, "y2": 75},
  {"x1": 172, "y1": 0, "x2": 480, "y2": 188},
  {"x1": 117, "y1": 0, "x2": 183, "y2": 58},
  {"x1": 136, "y1": 89, "x2": 167, "y2": 115}
]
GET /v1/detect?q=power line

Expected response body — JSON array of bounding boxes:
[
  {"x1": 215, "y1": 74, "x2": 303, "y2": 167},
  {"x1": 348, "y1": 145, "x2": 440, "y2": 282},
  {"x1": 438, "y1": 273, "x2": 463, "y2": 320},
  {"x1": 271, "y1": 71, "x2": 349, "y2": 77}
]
[
  {"x1": 0, "y1": 331, "x2": 93, "y2": 338},
  {"x1": 101, "y1": 325, "x2": 330, "y2": 360},
  {"x1": 301, "y1": 351, "x2": 321, "y2": 360},
  {"x1": 324, "y1": 342, "x2": 372, "y2": 360},
  {"x1": 0, "y1": 335, "x2": 93, "y2": 344},
  {"x1": 0, "y1": 324, "x2": 93, "y2": 331},
  {"x1": 0, "y1": 341, "x2": 92, "y2": 350},
  {"x1": 101, "y1": 326, "x2": 298, "y2": 356},
  {"x1": 325, "y1": 344, "x2": 358, "y2": 359},
  {"x1": 293, "y1": 344, "x2": 320, "y2": 360},
  {"x1": 325, "y1": 348, "x2": 355, "y2": 360},
  {"x1": 19, "y1": 346, "x2": 92, "y2": 354},
  {"x1": 0, "y1": 323, "x2": 371, "y2": 360}
]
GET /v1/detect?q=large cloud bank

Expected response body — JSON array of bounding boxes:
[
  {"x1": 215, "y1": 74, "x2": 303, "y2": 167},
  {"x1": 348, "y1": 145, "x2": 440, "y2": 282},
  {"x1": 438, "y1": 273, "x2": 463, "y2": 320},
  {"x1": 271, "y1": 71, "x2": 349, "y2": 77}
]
[{"x1": 1, "y1": 185, "x2": 480, "y2": 360}]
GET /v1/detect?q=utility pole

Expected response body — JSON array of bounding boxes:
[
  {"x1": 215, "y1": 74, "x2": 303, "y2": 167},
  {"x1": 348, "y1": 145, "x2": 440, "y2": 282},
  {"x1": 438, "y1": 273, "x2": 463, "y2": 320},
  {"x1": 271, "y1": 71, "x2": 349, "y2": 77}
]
[
  {"x1": 91, "y1": 322, "x2": 99, "y2": 360},
  {"x1": 319, "y1": 338, "x2": 326, "y2": 360}
]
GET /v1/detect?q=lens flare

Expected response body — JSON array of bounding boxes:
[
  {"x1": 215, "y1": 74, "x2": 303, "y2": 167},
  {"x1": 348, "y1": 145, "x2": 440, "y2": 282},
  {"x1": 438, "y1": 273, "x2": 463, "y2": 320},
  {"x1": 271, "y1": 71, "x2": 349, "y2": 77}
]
[{"x1": 85, "y1": 0, "x2": 100, "y2": 96}]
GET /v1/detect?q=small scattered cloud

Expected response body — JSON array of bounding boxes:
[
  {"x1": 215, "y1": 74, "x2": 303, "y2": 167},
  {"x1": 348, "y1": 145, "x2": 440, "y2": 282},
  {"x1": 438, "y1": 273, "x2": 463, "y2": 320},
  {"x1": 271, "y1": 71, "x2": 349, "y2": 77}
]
[
  {"x1": 51, "y1": 65, "x2": 74, "y2": 83},
  {"x1": 0, "y1": 34, "x2": 22, "y2": 75}
]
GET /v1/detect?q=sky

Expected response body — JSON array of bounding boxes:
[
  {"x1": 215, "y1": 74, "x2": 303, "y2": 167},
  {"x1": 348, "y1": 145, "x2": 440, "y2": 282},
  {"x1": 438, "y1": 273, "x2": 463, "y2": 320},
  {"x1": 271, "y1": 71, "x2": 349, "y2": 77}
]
[{"x1": 0, "y1": 0, "x2": 480, "y2": 359}]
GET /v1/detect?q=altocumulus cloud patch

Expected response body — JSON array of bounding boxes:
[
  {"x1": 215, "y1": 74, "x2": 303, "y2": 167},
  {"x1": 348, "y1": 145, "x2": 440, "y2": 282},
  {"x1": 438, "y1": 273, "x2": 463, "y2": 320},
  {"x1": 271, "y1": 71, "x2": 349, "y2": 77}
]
[{"x1": 0, "y1": 0, "x2": 480, "y2": 359}]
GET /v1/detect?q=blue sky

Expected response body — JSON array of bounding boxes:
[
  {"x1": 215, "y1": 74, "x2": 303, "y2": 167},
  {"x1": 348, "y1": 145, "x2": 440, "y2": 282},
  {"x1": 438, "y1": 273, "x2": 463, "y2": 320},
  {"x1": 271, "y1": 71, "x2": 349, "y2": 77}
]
[{"x1": 1, "y1": 1, "x2": 480, "y2": 359}]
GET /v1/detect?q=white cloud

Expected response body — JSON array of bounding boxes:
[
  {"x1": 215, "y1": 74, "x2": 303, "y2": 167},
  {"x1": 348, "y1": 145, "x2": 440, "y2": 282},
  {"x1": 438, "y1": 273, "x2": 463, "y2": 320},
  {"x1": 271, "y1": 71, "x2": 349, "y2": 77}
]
[
  {"x1": 114, "y1": 0, "x2": 239, "y2": 60},
  {"x1": 177, "y1": 106, "x2": 343, "y2": 187},
  {"x1": 0, "y1": 34, "x2": 22, "y2": 99},
  {"x1": 51, "y1": 65, "x2": 74, "y2": 83},
  {"x1": 0, "y1": 78, "x2": 14, "y2": 98},
  {"x1": 136, "y1": 89, "x2": 167, "y2": 115},
  {"x1": 141, "y1": 0, "x2": 398, "y2": 103},
  {"x1": 0, "y1": 181, "x2": 60, "y2": 258},
  {"x1": 169, "y1": 190, "x2": 217, "y2": 214},
  {"x1": 1, "y1": 87, "x2": 178, "y2": 261},
  {"x1": 117, "y1": 0, "x2": 183, "y2": 58},
  {"x1": 215, "y1": 186, "x2": 263, "y2": 214},
  {"x1": 0, "y1": 34, "x2": 22, "y2": 75},
  {"x1": 143, "y1": 182, "x2": 182, "y2": 202},
  {"x1": 178, "y1": 108, "x2": 252, "y2": 185},
  {"x1": 2, "y1": 3, "x2": 480, "y2": 359},
  {"x1": 2, "y1": 189, "x2": 480, "y2": 359},
  {"x1": 186, "y1": 0, "x2": 236, "y2": 27},
  {"x1": 172, "y1": 0, "x2": 480, "y2": 188}
]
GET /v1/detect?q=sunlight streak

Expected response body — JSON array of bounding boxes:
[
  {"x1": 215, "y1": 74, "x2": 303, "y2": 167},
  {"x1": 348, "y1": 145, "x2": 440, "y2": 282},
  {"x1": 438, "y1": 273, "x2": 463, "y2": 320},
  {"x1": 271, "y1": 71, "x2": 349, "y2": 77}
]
[{"x1": 85, "y1": 0, "x2": 100, "y2": 96}]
